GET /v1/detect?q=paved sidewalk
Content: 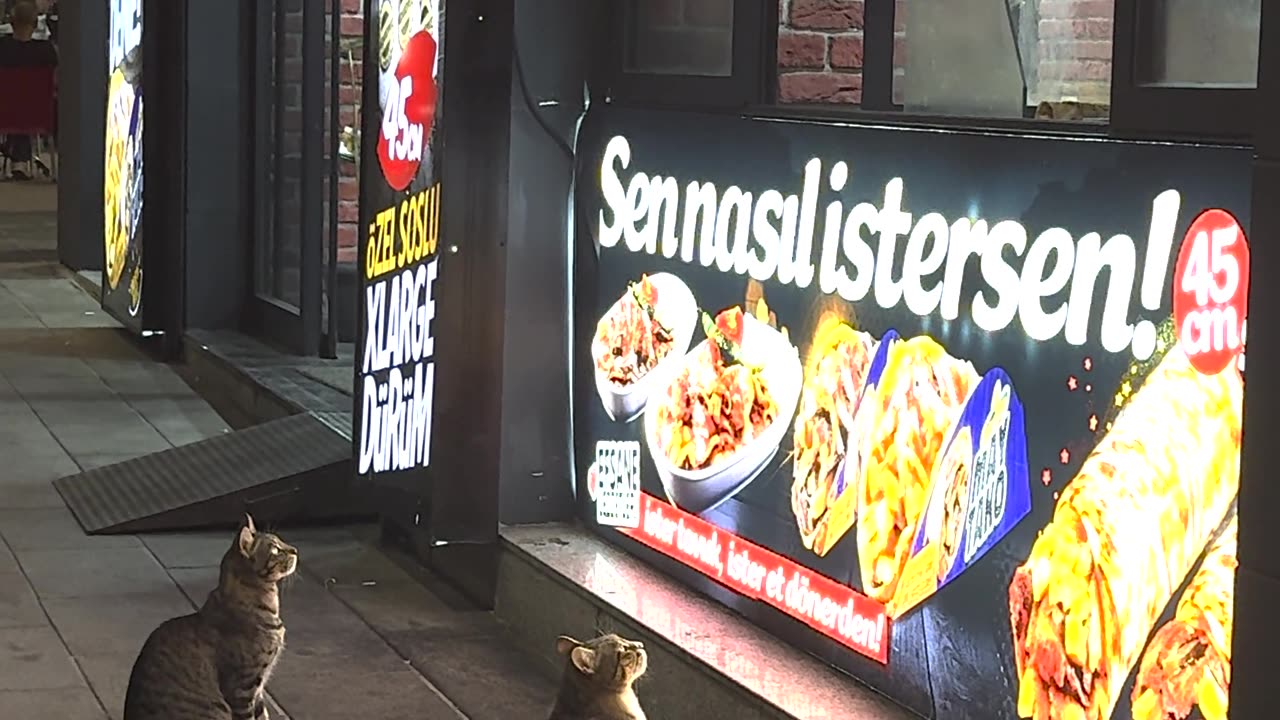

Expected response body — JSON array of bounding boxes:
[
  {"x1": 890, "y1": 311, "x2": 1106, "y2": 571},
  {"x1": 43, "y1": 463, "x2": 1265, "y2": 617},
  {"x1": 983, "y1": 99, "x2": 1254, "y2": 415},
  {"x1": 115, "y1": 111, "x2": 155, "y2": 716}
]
[{"x1": 0, "y1": 210, "x2": 555, "y2": 719}]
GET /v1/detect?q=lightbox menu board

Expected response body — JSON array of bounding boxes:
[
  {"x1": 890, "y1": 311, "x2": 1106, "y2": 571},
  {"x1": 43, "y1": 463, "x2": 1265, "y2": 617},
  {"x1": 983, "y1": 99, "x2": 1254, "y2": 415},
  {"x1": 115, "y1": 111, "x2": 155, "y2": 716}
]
[
  {"x1": 103, "y1": 0, "x2": 144, "y2": 329},
  {"x1": 354, "y1": 0, "x2": 445, "y2": 484},
  {"x1": 573, "y1": 106, "x2": 1249, "y2": 720}
]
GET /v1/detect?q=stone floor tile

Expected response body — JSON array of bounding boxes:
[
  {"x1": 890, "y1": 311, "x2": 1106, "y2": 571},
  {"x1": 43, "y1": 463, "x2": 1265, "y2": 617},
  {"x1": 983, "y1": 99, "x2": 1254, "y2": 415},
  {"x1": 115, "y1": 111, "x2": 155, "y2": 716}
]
[
  {"x1": 0, "y1": 507, "x2": 139, "y2": 551},
  {"x1": 74, "y1": 653, "x2": 134, "y2": 720},
  {"x1": 0, "y1": 572, "x2": 47, "y2": 629},
  {"x1": 0, "y1": 687, "x2": 107, "y2": 719},
  {"x1": 268, "y1": 666, "x2": 465, "y2": 720},
  {"x1": 141, "y1": 532, "x2": 232, "y2": 569},
  {"x1": 0, "y1": 625, "x2": 84, "y2": 690},
  {"x1": 43, "y1": 588, "x2": 193, "y2": 657},
  {"x1": 18, "y1": 547, "x2": 173, "y2": 599}
]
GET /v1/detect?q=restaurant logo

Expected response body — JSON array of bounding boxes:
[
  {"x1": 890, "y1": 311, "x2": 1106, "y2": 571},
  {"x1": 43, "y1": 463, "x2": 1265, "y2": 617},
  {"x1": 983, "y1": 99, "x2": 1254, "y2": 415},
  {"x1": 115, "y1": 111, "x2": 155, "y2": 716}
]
[{"x1": 376, "y1": 2, "x2": 439, "y2": 191}]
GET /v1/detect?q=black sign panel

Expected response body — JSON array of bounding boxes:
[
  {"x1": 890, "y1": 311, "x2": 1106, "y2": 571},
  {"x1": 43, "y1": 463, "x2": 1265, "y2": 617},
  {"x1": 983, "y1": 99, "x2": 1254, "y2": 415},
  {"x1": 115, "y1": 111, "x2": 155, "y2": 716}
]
[
  {"x1": 573, "y1": 106, "x2": 1250, "y2": 720},
  {"x1": 354, "y1": 0, "x2": 445, "y2": 489}
]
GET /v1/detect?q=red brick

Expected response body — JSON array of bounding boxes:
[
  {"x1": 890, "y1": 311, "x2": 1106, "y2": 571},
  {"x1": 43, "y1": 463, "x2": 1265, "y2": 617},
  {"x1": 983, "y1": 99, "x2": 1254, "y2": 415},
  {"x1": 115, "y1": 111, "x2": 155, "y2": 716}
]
[
  {"x1": 342, "y1": 0, "x2": 362, "y2": 12},
  {"x1": 777, "y1": 31, "x2": 827, "y2": 69},
  {"x1": 685, "y1": 0, "x2": 733, "y2": 27},
  {"x1": 1039, "y1": 0, "x2": 1114, "y2": 19},
  {"x1": 338, "y1": 225, "x2": 358, "y2": 253},
  {"x1": 778, "y1": 71, "x2": 862, "y2": 103},
  {"x1": 338, "y1": 246, "x2": 358, "y2": 265},
  {"x1": 1038, "y1": 17, "x2": 1111, "y2": 40},
  {"x1": 339, "y1": 200, "x2": 360, "y2": 223},
  {"x1": 830, "y1": 34, "x2": 863, "y2": 69},
  {"x1": 339, "y1": 85, "x2": 361, "y2": 103},
  {"x1": 789, "y1": 0, "x2": 863, "y2": 30},
  {"x1": 339, "y1": 176, "x2": 359, "y2": 201},
  {"x1": 340, "y1": 15, "x2": 363, "y2": 36},
  {"x1": 1071, "y1": 39, "x2": 1113, "y2": 60},
  {"x1": 339, "y1": 106, "x2": 357, "y2": 125}
]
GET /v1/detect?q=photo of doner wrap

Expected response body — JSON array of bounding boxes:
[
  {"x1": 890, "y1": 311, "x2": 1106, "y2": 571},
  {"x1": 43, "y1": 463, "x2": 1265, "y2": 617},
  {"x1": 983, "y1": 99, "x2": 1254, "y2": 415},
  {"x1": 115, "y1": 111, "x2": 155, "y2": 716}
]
[{"x1": 1008, "y1": 346, "x2": 1242, "y2": 720}]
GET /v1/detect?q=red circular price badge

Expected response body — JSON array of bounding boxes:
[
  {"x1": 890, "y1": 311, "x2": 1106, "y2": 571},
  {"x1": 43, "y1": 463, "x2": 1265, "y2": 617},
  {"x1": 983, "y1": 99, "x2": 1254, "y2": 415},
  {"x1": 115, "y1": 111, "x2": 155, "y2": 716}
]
[
  {"x1": 377, "y1": 30, "x2": 438, "y2": 191},
  {"x1": 1173, "y1": 208, "x2": 1249, "y2": 376}
]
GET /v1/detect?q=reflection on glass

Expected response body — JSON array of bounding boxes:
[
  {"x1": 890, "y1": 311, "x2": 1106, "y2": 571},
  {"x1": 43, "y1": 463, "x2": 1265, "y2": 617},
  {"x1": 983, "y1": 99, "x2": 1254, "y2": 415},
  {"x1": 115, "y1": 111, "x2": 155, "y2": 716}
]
[
  {"x1": 885, "y1": 0, "x2": 1116, "y2": 121},
  {"x1": 1147, "y1": 0, "x2": 1260, "y2": 87},
  {"x1": 624, "y1": 0, "x2": 733, "y2": 77}
]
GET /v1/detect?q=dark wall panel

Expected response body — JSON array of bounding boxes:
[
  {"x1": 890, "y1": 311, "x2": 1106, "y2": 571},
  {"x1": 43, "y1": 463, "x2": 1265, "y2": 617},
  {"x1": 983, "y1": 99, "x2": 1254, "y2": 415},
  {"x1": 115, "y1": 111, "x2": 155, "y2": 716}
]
[{"x1": 57, "y1": 0, "x2": 107, "y2": 271}]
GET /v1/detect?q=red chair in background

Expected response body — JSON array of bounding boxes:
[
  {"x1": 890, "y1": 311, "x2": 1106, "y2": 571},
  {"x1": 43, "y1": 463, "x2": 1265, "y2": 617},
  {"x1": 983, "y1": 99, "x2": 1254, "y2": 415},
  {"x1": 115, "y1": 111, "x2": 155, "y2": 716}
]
[{"x1": 0, "y1": 65, "x2": 57, "y2": 180}]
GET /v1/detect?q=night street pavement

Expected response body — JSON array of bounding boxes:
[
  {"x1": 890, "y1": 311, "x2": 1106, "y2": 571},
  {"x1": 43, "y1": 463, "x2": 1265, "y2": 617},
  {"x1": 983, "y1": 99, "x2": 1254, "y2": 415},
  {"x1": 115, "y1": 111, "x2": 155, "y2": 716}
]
[{"x1": 0, "y1": 191, "x2": 555, "y2": 719}]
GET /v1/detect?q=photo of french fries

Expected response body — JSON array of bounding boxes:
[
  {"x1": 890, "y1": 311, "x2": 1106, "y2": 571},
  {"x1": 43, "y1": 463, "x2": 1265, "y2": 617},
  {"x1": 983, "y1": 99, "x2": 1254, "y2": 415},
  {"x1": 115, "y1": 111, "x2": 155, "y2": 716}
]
[
  {"x1": 1131, "y1": 513, "x2": 1237, "y2": 720},
  {"x1": 789, "y1": 315, "x2": 877, "y2": 557},
  {"x1": 856, "y1": 336, "x2": 980, "y2": 604},
  {"x1": 1008, "y1": 346, "x2": 1243, "y2": 720}
]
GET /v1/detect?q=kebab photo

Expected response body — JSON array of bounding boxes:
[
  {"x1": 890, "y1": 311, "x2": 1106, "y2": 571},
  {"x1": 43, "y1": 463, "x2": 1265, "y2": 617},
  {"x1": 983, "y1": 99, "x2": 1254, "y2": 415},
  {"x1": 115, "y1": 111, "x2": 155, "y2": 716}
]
[
  {"x1": 856, "y1": 335, "x2": 979, "y2": 604},
  {"x1": 1008, "y1": 346, "x2": 1242, "y2": 720},
  {"x1": 789, "y1": 314, "x2": 877, "y2": 557},
  {"x1": 1131, "y1": 513, "x2": 1237, "y2": 720}
]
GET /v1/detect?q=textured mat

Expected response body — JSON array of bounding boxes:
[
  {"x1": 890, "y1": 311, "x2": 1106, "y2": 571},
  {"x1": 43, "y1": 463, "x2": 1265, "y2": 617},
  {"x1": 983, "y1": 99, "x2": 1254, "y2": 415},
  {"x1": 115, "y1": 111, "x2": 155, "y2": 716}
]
[{"x1": 54, "y1": 413, "x2": 353, "y2": 534}]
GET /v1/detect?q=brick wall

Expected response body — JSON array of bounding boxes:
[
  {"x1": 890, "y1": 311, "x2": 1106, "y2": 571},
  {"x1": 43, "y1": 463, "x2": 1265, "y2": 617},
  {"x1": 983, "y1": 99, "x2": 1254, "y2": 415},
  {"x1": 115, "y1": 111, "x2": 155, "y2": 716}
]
[
  {"x1": 1033, "y1": 0, "x2": 1112, "y2": 105},
  {"x1": 335, "y1": 0, "x2": 363, "y2": 265},
  {"x1": 776, "y1": 0, "x2": 866, "y2": 103}
]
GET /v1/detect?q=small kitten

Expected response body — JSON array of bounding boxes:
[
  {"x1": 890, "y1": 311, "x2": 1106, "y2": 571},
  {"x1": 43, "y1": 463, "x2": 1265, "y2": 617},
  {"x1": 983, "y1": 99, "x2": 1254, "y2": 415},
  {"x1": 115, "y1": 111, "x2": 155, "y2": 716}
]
[
  {"x1": 123, "y1": 515, "x2": 299, "y2": 720},
  {"x1": 548, "y1": 633, "x2": 649, "y2": 720}
]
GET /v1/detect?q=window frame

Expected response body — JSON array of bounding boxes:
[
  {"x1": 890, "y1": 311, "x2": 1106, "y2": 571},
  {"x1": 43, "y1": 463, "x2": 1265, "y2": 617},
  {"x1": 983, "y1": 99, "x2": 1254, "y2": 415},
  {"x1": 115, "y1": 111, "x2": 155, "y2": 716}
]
[
  {"x1": 597, "y1": 0, "x2": 1263, "y2": 145},
  {"x1": 601, "y1": 0, "x2": 772, "y2": 109},
  {"x1": 1109, "y1": 0, "x2": 1259, "y2": 141}
]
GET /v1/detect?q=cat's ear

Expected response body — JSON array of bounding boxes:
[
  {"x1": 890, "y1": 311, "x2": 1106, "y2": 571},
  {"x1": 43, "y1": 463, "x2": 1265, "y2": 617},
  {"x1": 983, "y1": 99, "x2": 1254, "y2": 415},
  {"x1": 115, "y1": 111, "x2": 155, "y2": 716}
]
[
  {"x1": 555, "y1": 635, "x2": 580, "y2": 656},
  {"x1": 569, "y1": 646, "x2": 596, "y2": 675},
  {"x1": 237, "y1": 524, "x2": 255, "y2": 557},
  {"x1": 243, "y1": 513, "x2": 257, "y2": 533}
]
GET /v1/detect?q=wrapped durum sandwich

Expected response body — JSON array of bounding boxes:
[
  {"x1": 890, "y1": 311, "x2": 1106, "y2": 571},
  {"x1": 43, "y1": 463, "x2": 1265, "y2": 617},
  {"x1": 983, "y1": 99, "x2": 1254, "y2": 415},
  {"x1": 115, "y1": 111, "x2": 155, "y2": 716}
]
[
  {"x1": 857, "y1": 336, "x2": 979, "y2": 604},
  {"x1": 1131, "y1": 514, "x2": 1238, "y2": 720},
  {"x1": 1008, "y1": 347, "x2": 1243, "y2": 720}
]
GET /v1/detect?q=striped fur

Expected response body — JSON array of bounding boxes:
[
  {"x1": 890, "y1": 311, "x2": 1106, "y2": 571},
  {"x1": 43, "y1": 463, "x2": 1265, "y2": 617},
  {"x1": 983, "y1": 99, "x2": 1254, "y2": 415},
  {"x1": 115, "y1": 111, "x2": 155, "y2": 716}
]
[
  {"x1": 548, "y1": 633, "x2": 648, "y2": 720},
  {"x1": 123, "y1": 515, "x2": 298, "y2": 720}
]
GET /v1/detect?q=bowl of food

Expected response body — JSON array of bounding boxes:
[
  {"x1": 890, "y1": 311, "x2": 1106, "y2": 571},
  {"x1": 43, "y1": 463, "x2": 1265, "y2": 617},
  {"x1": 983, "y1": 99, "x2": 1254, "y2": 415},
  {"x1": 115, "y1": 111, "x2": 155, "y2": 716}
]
[
  {"x1": 592, "y1": 273, "x2": 698, "y2": 423},
  {"x1": 645, "y1": 307, "x2": 802, "y2": 515}
]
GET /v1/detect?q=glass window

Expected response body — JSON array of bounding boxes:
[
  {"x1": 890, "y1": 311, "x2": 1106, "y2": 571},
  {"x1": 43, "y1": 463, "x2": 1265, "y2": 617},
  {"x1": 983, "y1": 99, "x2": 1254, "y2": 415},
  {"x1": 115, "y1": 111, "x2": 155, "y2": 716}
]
[
  {"x1": 1144, "y1": 0, "x2": 1260, "y2": 87},
  {"x1": 779, "y1": 0, "x2": 1114, "y2": 123},
  {"x1": 624, "y1": 0, "x2": 735, "y2": 77}
]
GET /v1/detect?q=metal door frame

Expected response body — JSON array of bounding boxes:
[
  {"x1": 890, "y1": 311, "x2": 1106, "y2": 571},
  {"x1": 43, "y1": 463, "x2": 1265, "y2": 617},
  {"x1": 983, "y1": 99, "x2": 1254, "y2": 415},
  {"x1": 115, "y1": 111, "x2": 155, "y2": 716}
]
[{"x1": 245, "y1": 0, "x2": 326, "y2": 356}]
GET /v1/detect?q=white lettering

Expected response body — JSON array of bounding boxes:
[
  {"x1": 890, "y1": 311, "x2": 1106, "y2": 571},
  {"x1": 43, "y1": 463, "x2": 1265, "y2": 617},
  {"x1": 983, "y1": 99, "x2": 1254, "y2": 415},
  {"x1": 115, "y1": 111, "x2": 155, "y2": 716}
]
[
  {"x1": 357, "y1": 259, "x2": 440, "y2": 474},
  {"x1": 594, "y1": 135, "x2": 1183, "y2": 357}
]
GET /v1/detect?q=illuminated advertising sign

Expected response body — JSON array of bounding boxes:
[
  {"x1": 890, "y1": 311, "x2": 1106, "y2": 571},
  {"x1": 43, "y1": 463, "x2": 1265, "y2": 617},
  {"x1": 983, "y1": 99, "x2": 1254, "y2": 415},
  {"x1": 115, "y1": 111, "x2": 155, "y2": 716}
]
[
  {"x1": 103, "y1": 0, "x2": 144, "y2": 328},
  {"x1": 355, "y1": 0, "x2": 444, "y2": 481},
  {"x1": 573, "y1": 107, "x2": 1248, "y2": 720}
]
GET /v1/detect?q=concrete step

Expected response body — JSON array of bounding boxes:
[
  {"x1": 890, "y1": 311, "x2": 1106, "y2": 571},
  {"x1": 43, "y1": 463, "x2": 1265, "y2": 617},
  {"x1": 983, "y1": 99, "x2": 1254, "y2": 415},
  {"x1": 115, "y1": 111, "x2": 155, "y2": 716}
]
[{"x1": 495, "y1": 523, "x2": 917, "y2": 720}]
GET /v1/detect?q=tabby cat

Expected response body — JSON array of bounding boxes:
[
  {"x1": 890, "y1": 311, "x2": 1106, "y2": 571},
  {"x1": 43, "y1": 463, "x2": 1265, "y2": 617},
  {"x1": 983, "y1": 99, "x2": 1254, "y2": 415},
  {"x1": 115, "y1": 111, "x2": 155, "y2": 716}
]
[
  {"x1": 123, "y1": 515, "x2": 298, "y2": 720},
  {"x1": 548, "y1": 633, "x2": 649, "y2": 720}
]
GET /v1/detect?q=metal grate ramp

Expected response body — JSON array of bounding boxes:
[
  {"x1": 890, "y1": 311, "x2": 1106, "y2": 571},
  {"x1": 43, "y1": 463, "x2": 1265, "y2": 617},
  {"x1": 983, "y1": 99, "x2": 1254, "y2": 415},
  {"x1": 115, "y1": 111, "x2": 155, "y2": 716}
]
[{"x1": 54, "y1": 413, "x2": 363, "y2": 534}]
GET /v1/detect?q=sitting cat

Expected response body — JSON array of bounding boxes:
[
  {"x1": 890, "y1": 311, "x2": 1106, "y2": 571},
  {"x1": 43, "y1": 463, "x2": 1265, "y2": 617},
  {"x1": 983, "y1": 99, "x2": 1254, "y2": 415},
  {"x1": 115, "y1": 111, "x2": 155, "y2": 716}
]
[
  {"x1": 548, "y1": 633, "x2": 649, "y2": 720},
  {"x1": 123, "y1": 515, "x2": 299, "y2": 720}
]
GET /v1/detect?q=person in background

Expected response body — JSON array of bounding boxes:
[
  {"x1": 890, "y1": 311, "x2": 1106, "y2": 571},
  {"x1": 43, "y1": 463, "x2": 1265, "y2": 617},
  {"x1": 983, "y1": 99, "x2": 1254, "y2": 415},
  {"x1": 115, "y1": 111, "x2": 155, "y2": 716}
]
[{"x1": 0, "y1": 0, "x2": 57, "y2": 180}]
